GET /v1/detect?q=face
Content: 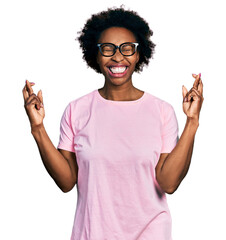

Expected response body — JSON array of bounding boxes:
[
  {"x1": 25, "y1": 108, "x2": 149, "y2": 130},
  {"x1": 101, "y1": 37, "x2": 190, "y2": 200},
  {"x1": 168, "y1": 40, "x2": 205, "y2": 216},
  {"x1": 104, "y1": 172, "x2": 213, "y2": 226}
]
[{"x1": 96, "y1": 27, "x2": 139, "y2": 86}]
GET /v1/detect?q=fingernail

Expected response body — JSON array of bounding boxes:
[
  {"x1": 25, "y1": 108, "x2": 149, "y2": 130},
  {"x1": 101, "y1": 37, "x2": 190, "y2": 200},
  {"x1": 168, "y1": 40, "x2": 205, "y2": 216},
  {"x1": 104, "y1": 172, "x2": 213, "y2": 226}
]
[
  {"x1": 192, "y1": 73, "x2": 196, "y2": 76},
  {"x1": 199, "y1": 73, "x2": 201, "y2": 77},
  {"x1": 30, "y1": 82, "x2": 35, "y2": 84},
  {"x1": 40, "y1": 103, "x2": 44, "y2": 107}
]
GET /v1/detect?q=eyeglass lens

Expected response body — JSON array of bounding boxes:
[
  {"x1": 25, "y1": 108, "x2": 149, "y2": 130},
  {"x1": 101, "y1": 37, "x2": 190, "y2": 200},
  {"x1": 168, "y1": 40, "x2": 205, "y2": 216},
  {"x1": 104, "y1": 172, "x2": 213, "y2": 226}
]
[{"x1": 100, "y1": 43, "x2": 136, "y2": 56}]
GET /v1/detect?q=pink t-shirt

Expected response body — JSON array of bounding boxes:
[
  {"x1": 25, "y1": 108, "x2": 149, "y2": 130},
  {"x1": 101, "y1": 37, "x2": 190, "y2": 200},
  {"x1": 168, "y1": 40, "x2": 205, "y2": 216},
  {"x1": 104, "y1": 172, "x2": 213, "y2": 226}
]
[{"x1": 58, "y1": 89, "x2": 179, "y2": 240}]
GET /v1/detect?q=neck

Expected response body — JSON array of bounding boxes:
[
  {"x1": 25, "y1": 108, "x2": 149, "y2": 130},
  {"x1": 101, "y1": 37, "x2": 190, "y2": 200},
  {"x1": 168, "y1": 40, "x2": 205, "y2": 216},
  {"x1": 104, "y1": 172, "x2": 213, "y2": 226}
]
[{"x1": 99, "y1": 83, "x2": 143, "y2": 101}]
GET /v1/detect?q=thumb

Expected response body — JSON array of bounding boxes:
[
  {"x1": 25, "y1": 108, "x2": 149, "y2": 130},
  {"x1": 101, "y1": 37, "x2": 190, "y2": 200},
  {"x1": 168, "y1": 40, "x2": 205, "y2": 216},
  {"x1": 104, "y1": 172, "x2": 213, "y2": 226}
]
[
  {"x1": 182, "y1": 85, "x2": 188, "y2": 101},
  {"x1": 37, "y1": 90, "x2": 44, "y2": 107}
]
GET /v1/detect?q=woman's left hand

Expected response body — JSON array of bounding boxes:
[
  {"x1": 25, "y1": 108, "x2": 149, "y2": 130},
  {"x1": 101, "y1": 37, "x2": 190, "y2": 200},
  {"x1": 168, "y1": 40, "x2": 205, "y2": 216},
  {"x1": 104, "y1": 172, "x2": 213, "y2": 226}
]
[{"x1": 182, "y1": 73, "x2": 204, "y2": 122}]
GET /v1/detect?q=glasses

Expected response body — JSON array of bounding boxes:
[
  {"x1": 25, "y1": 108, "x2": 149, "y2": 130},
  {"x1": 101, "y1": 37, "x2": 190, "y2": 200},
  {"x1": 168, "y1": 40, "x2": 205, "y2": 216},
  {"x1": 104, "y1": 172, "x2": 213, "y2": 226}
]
[{"x1": 97, "y1": 42, "x2": 139, "y2": 57}]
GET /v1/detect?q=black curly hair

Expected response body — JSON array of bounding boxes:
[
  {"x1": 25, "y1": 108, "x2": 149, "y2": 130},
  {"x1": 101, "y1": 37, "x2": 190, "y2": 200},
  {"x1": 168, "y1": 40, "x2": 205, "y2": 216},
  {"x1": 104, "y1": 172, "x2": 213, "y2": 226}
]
[{"x1": 77, "y1": 6, "x2": 156, "y2": 73}]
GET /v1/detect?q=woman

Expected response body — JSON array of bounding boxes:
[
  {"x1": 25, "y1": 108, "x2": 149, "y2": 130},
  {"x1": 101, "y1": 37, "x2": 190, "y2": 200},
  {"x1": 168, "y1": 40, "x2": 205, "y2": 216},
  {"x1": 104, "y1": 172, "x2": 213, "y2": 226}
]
[{"x1": 22, "y1": 7, "x2": 204, "y2": 240}]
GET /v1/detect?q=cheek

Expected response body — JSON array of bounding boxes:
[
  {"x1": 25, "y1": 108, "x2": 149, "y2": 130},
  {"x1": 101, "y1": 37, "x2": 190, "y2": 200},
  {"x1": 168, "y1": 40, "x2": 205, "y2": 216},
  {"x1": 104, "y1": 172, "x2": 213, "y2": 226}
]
[
  {"x1": 96, "y1": 59, "x2": 103, "y2": 72},
  {"x1": 98, "y1": 61, "x2": 105, "y2": 72},
  {"x1": 128, "y1": 54, "x2": 139, "y2": 67},
  {"x1": 97, "y1": 55, "x2": 106, "y2": 68},
  {"x1": 131, "y1": 55, "x2": 139, "y2": 68}
]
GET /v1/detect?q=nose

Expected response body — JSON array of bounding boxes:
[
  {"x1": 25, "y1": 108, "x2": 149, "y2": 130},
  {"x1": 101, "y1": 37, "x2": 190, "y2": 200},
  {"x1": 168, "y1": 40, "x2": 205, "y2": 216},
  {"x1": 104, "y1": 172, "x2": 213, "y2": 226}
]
[{"x1": 112, "y1": 48, "x2": 124, "y2": 62}]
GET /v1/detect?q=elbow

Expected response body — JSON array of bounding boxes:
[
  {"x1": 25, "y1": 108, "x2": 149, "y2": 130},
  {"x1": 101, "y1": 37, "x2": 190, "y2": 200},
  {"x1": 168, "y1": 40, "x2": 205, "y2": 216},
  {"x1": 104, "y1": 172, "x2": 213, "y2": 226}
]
[
  {"x1": 58, "y1": 181, "x2": 77, "y2": 193},
  {"x1": 60, "y1": 184, "x2": 75, "y2": 193},
  {"x1": 164, "y1": 186, "x2": 178, "y2": 194},
  {"x1": 156, "y1": 175, "x2": 179, "y2": 195},
  {"x1": 157, "y1": 181, "x2": 177, "y2": 194},
  {"x1": 61, "y1": 187, "x2": 72, "y2": 193}
]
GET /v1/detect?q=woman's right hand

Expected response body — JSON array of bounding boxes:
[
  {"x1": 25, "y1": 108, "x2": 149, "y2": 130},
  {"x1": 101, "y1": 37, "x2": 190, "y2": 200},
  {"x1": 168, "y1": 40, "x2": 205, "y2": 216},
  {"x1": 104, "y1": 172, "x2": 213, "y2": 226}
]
[{"x1": 23, "y1": 80, "x2": 45, "y2": 131}]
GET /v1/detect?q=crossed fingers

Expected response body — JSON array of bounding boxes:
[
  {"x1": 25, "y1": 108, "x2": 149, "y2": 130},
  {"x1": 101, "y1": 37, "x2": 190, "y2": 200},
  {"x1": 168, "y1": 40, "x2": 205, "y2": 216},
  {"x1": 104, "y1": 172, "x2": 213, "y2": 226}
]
[
  {"x1": 183, "y1": 73, "x2": 204, "y2": 102},
  {"x1": 22, "y1": 80, "x2": 43, "y2": 110}
]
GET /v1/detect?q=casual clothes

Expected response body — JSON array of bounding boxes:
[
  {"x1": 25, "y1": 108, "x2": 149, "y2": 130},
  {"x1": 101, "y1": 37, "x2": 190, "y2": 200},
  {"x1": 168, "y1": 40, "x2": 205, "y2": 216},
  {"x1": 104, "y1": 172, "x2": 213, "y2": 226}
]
[{"x1": 58, "y1": 89, "x2": 179, "y2": 240}]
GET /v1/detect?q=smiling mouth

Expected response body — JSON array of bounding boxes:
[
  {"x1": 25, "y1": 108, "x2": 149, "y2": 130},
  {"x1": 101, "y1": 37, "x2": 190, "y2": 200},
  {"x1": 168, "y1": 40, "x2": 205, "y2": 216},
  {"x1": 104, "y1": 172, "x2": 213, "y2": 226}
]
[{"x1": 108, "y1": 66, "x2": 128, "y2": 74}]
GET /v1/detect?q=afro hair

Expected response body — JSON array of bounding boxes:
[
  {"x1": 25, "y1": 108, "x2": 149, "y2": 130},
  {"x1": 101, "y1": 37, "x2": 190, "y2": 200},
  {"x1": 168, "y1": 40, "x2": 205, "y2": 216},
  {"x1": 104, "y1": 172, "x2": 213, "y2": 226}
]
[{"x1": 77, "y1": 6, "x2": 156, "y2": 73}]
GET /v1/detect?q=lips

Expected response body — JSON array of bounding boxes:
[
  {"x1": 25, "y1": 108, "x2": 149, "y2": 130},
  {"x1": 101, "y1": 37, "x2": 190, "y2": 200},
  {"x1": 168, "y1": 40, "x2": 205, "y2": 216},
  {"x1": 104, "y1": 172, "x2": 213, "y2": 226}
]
[
  {"x1": 107, "y1": 65, "x2": 129, "y2": 77},
  {"x1": 109, "y1": 66, "x2": 127, "y2": 73}
]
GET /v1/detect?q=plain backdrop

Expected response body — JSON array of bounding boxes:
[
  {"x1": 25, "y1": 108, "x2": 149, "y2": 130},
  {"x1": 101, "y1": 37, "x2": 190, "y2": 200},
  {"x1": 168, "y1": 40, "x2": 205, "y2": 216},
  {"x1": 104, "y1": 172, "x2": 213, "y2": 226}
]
[{"x1": 0, "y1": 0, "x2": 225, "y2": 239}]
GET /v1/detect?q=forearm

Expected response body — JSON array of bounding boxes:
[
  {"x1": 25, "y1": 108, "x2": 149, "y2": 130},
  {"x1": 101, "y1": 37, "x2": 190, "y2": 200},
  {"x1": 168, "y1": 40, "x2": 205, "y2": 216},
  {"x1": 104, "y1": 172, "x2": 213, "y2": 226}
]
[
  {"x1": 158, "y1": 118, "x2": 199, "y2": 193},
  {"x1": 31, "y1": 124, "x2": 74, "y2": 192}
]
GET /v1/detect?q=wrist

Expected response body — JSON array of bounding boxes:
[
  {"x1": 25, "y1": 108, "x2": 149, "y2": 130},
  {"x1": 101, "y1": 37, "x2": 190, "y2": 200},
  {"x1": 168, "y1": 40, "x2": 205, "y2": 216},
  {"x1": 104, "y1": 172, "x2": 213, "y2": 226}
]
[
  {"x1": 31, "y1": 123, "x2": 45, "y2": 136},
  {"x1": 186, "y1": 117, "x2": 199, "y2": 130}
]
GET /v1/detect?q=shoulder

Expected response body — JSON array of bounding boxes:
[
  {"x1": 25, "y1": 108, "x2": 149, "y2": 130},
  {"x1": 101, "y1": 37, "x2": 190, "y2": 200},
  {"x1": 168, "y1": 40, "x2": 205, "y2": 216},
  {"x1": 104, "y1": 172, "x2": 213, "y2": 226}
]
[
  {"x1": 144, "y1": 92, "x2": 177, "y2": 126},
  {"x1": 61, "y1": 90, "x2": 95, "y2": 126},
  {"x1": 68, "y1": 89, "x2": 95, "y2": 109},
  {"x1": 145, "y1": 92, "x2": 174, "y2": 111},
  {"x1": 62, "y1": 89, "x2": 95, "y2": 117}
]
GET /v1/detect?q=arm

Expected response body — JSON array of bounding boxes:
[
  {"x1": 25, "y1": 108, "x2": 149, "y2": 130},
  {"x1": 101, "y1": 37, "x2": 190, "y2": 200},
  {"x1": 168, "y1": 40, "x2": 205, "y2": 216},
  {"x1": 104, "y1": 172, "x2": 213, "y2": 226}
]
[
  {"x1": 23, "y1": 80, "x2": 77, "y2": 192},
  {"x1": 156, "y1": 73, "x2": 204, "y2": 194},
  {"x1": 32, "y1": 125, "x2": 78, "y2": 192},
  {"x1": 156, "y1": 119, "x2": 198, "y2": 194}
]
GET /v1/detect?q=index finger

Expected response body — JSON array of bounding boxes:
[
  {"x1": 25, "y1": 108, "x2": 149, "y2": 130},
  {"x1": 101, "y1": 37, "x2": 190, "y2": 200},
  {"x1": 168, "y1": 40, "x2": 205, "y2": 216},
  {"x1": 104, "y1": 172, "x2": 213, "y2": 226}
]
[
  {"x1": 192, "y1": 73, "x2": 200, "y2": 90},
  {"x1": 198, "y1": 79, "x2": 203, "y2": 96},
  {"x1": 26, "y1": 80, "x2": 34, "y2": 96},
  {"x1": 22, "y1": 80, "x2": 35, "y2": 103},
  {"x1": 22, "y1": 84, "x2": 29, "y2": 103}
]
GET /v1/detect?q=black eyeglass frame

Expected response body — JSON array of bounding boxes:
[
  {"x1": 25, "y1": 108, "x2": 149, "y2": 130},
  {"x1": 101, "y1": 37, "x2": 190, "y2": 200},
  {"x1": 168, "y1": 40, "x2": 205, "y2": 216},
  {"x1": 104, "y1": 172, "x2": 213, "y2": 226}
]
[{"x1": 97, "y1": 42, "x2": 139, "y2": 57}]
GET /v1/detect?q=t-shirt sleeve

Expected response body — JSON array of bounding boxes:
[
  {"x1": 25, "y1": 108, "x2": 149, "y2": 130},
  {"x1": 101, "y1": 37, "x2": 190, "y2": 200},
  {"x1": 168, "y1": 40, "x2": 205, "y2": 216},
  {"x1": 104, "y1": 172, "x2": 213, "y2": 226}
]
[
  {"x1": 57, "y1": 103, "x2": 75, "y2": 153},
  {"x1": 160, "y1": 102, "x2": 179, "y2": 153}
]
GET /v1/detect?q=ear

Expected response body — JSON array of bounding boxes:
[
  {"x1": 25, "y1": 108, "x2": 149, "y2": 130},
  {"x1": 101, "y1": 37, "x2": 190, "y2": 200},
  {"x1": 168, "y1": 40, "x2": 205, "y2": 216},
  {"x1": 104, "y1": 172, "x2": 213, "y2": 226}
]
[
  {"x1": 96, "y1": 52, "x2": 100, "y2": 65},
  {"x1": 136, "y1": 51, "x2": 140, "y2": 64}
]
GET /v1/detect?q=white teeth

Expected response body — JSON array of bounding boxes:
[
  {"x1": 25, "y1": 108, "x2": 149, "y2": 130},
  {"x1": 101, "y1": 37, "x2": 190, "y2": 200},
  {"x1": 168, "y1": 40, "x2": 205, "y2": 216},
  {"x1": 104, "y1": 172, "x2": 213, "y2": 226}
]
[{"x1": 109, "y1": 67, "x2": 127, "y2": 73}]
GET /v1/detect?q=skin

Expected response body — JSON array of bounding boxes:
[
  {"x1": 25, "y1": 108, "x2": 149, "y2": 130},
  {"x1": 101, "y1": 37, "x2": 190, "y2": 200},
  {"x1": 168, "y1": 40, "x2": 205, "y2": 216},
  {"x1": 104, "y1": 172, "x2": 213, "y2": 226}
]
[
  {"x1": 96, "y1": 27, "x2": 143, "y2": 101},
  {"x1": 22, "y1": 26, "x2": 204, "y2": 194},
  {"x1": 156, "y1": 74, "x2": 204, "y2": 193},
  {"x1": 23, "y1": 81, "x2": 78, "y2": 192}
]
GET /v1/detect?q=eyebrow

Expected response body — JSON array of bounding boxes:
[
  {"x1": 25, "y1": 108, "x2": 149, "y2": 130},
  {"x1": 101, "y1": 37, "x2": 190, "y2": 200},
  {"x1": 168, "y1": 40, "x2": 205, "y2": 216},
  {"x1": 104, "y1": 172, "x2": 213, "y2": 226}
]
[{"x1": 97, "y1": 42, "x2": 137, "y2": 45}]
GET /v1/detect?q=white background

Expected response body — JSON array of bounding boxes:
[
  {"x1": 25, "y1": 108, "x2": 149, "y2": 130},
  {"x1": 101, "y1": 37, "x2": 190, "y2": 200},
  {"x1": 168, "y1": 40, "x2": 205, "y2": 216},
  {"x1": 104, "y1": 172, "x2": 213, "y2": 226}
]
[{"x1": 0, "y1": 0, "x2": 225, "y2": 239}]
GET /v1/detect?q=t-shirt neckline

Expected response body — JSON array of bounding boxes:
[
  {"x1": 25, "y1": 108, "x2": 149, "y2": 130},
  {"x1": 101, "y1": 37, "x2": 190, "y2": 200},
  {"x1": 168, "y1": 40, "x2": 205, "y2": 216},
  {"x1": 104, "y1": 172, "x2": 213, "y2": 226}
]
[{"x1": 95, "y1": 89, "x2": 146, "y2": 104}]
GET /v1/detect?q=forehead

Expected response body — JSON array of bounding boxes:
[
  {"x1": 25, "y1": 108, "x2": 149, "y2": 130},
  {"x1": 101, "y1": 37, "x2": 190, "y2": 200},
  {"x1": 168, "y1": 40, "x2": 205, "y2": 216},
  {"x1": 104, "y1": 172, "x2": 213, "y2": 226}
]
[{"x1": 98, "y1": 27, "x2": 137, "y2": 44}]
